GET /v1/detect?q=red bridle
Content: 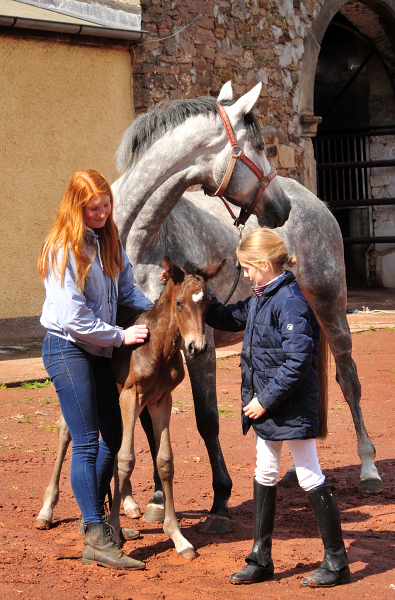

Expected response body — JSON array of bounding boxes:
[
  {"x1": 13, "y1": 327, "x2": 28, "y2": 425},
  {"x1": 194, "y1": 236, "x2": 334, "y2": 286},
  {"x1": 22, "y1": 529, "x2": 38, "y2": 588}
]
[{"x1": 204, "y1": 103, "x2": 277, "y2": 229}]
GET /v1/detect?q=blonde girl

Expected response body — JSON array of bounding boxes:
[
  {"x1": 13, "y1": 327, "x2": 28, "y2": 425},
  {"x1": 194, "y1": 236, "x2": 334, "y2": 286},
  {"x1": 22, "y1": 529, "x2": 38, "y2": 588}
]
[{"x1": 206, "y1": 228, "x2": 349, "y2": 588}]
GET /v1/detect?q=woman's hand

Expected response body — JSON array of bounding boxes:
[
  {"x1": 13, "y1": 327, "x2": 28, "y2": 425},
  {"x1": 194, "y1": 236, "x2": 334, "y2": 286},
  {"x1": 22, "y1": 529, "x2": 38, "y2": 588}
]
[
  {"x1": 123, "y1": 324, "x2": 149, "y2": 345},
  {"x1": 243, "y1": 397, "x2": 266, "y2": 419},
  {"x1": 159, "y1": 270, "x2": 168, "y2": 281}
]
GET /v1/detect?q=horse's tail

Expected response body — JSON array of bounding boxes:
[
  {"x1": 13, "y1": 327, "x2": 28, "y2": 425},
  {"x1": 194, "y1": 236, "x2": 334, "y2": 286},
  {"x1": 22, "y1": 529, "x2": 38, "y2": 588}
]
[{"x1": 317, "y1": 330, "x2": 329, "y2": 439}]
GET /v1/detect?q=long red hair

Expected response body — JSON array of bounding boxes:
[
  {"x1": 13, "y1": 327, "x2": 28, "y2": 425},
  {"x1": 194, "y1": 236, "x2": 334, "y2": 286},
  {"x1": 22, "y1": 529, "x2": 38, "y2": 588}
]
[{"x1": 38, "y1": 169, "x2": 123, "y2": 290}]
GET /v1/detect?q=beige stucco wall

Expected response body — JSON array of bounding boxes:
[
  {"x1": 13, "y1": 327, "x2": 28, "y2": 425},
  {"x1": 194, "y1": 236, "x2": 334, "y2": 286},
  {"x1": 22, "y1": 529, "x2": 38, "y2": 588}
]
[{"x1": 0, "y1": 34, "x2": 134, "y2": 322}]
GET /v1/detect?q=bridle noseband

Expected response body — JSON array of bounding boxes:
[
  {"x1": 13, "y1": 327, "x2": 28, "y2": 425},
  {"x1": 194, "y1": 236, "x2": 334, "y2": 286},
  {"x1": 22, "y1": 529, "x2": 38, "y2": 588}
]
[{"x1": 204, "y1": 103, "x2": 277, "y2": 229}]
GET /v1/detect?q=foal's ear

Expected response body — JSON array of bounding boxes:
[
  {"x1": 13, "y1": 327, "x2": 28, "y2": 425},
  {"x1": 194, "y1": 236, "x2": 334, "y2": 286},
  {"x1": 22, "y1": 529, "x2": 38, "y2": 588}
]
[
  {"x1": 200, "y1": 259, "x2": 226, "y2": 281},
  {"x1": 162, "y1": 256, "x2": 184, "y2": 285}
]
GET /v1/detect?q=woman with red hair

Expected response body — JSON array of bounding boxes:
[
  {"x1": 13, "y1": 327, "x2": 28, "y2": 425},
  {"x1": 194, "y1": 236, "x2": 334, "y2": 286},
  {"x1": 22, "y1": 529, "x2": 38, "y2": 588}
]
[{"x1": 38, "y1": 170, "x2": 152, "y2": 569}]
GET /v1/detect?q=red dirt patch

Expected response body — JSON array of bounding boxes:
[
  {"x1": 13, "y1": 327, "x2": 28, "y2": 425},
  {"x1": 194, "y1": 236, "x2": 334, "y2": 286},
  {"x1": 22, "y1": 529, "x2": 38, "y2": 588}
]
[{"x1": 0, "y1": 328, "x2": 394, "y2": 600}]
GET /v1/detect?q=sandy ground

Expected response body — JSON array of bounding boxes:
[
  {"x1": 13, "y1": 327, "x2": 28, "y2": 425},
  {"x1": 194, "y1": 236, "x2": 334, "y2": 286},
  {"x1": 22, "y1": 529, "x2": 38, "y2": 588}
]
[{"x1": 0, "y1": 327, "x2": 394, "y2": 600}]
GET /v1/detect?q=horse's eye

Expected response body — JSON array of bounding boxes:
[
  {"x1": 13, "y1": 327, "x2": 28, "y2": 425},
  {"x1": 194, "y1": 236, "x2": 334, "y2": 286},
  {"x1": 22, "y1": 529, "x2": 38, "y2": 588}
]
[{"x1": 175, "y1": 299, "x2": 183, "y2": 309}]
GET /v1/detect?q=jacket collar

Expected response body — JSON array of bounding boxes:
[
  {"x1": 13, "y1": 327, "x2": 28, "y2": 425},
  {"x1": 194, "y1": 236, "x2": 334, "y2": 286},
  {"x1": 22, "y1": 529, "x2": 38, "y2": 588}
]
[
  {"x1": 84, "y1": 226, "x2": 99, "y2": 241},
  {"x1": 257, "y1": 270, "x2": 295, "y2": 299},
  {"x1": 84, "y1": 227, "x2": 103, "y2": 269}
]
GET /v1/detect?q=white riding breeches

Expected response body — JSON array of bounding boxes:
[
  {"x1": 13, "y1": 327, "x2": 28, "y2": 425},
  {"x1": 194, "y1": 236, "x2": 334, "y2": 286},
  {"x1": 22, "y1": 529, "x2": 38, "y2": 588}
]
[{"x1": 255, "y1": 436, "x2": 325, "y2": 492}]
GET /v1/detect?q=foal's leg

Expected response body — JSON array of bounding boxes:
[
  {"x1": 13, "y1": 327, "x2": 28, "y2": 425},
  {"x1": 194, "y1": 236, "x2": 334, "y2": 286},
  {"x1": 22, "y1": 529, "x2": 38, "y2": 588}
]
[
  {"x1": 148, "y1": 394, "x2": 196, "y2": 559},
  {"x1": 311, "y1": 296, "x2": 382, "y2": 492},
  {"x1": 108, "y1": 388, "x2": 141, "y2": 538},
  {"x1": 114, "y1": 382, "x2": 142, "y2": 519},
  {"x1": 35, "y1": 413, "x2": 71, "y2": 529},
  {"x1": 121, "y1": 478, "x2": 142, "y2": 519},
  {"x1": 139, "y1": 405, "x2": 165, "y2": 522},
  {"x1": 122, "y1": 407, "x2": 162, "y2": 520},
  {"x1": 185, "y1": 327, "x2": 233, "y2": 533}
]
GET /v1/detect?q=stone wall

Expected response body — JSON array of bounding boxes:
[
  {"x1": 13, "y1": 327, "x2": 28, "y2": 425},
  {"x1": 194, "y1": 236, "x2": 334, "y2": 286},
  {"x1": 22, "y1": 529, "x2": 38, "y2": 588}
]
[
  {"x1": 132, "y1": 0, "x2": 325, "y2": 185},
  {"x1": 369, "y1": 136, "x2": 395, "y2": 287}
]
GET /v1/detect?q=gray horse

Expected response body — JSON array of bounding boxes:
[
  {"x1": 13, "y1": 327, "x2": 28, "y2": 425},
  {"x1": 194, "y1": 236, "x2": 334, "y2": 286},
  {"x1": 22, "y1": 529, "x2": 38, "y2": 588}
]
[
  {"x1": 36, "y1": 81, "x2": 381, "y2": 536},
  {"x1": 112, "y1": 81, "x2": 382, "y2": 523}
]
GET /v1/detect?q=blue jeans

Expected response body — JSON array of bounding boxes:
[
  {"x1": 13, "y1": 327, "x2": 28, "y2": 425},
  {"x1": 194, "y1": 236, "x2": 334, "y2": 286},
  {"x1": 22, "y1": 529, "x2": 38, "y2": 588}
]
[{"x1": 43, "y1": 332, "x2": 122, "y2": 524}]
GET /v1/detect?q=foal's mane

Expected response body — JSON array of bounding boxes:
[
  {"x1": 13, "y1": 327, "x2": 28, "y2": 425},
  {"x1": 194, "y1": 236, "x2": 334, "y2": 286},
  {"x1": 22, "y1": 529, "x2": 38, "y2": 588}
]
[
  {"x1": 182, "y1": 261, "x2": 205, "y2": 278},
  {"x1": 116, "y1": 96, "x2": 265, "y2": 173}
]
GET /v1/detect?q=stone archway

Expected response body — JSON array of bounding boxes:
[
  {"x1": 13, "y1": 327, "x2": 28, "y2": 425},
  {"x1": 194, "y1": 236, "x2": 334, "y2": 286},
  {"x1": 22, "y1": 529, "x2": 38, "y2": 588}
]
[
  {"x1": 299, "y1": 0, "x2": 395, "y2": 119},
  {"x1": 298, "y1": 0, "x2": 395, "y2": 188}
]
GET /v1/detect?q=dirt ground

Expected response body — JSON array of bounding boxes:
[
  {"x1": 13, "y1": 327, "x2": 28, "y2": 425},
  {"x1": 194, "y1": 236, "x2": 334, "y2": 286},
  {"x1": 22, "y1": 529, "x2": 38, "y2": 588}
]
[{"x1": 0, "y1": 328, "x2": 394, "y2": 600}]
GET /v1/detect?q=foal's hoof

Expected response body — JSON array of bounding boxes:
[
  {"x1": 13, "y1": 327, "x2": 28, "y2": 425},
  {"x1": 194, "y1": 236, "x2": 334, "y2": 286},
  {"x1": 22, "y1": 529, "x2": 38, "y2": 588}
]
[
  {"x1": 35, "y1": 517, "x2": 51, "y2": 530},
  {"x1": 143, "y1": 503, "x2": 165, "y2": 523},
  {"x1": 123, "y1": 497, "x2": 142, "y2": 519},
  {"x1": 200, "y1": 513, "x2": 233, "y2": 534},
  {"x1": 120, "y1": 527, "x2": 141, "y2": 541},
  {"x1": 124, "y1": 506, "x2": 142, "y2": 519},
  {"x1": 359, "y1": 478, "x2": 383, "y2": 493},
  {"x1": 179, "y1": 547, "x2": 197, "y2": 560}
]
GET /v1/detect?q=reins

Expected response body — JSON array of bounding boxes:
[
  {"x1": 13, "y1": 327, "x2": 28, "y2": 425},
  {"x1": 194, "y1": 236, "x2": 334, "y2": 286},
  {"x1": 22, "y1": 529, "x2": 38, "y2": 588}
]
[
  {"x1": 203, "y1": 103, "x2": 277, "y2": 231},
  {"x1": 204, "y1": 103, "x2": 277, "y2": 303}
]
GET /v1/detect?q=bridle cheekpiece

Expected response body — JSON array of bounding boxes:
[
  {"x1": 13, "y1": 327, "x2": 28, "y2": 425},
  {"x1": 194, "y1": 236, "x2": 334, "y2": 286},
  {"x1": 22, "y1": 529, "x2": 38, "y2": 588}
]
[{"x1": 203, "y1": 103, "x2": 277, "y2": 230}]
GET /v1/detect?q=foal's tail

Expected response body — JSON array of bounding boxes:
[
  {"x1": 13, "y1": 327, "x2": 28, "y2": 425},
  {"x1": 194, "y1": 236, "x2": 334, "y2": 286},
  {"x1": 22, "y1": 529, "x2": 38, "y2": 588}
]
[{"x1": 317, "y1": 331, "x2": 329, "y2": 439}]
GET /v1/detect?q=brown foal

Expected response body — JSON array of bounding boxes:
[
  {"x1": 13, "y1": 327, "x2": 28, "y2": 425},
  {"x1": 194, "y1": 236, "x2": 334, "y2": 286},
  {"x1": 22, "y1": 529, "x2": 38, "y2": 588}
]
[{"x1": 36, "y1": 256, "x2": 225, "y2": 560}]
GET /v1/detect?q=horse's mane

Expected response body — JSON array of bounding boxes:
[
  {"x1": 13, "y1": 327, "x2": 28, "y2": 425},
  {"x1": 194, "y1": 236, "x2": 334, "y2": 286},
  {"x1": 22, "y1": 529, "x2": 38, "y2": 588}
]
[{"x1": 116, "y1": 97, "x2": 265, "y2": 173}]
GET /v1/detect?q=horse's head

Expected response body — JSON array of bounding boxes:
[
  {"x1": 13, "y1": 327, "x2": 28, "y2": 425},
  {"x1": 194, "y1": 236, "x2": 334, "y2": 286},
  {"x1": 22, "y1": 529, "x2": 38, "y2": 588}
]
[
  {"x1": 162, "y1": 256, "x2": 225, "y2": 358},
  {"x1": 210, "y1": 81, "x2": 291, "y2": 229}
]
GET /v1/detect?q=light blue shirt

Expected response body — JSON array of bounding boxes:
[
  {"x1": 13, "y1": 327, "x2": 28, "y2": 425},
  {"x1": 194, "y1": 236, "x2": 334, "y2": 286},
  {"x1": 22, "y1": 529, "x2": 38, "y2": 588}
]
[{"x1": 40, "y1": 230, "x2": 153, "y2": 357}]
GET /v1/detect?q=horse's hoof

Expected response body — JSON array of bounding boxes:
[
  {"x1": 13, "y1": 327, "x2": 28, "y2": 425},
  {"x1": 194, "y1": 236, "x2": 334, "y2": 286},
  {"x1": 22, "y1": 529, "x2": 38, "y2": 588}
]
[
  {"x1": 124, "y1": 506, "x2": 142, "y2": 519},
  {"x1": 35, "y1": 517, "x2": 51, "y2": 530},
  {"x1": 179, "y1": 546, "x2": 197, "y2": 560},
  {"x1": 200, "y1": 514, "x2": 233, "y2": 534},
  {"x1": 359, "y1": 478, "x2": 383, "y2": 493},
  {"x1": 143, "y1": 503, "x2": 165, "y2": 523},
  {"x1": 281, "y1": 469, "x2": 298, "y2": 484},
  {"x1": 120, "y1": 527, "x2": 141, "y2": 541}
]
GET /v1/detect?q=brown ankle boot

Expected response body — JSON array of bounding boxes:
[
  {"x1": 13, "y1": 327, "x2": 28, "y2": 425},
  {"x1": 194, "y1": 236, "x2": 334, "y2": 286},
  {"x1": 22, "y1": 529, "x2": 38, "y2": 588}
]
[
  {"x1": 78, "y1": 514, "x2": 139, "y2": 546},
  {"x1": 82, "y1": 522, "x2": 145, "y2": 569}
]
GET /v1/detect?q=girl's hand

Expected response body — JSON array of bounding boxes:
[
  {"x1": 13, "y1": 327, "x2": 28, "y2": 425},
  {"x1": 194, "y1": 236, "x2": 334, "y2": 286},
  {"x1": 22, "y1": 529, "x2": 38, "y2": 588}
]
[
  {"x1": 243, "y1": 397, "x2": 266, "y2": 419},
  {"x1": 123, "y1": 324, "x2": 149, "y2": 345}
]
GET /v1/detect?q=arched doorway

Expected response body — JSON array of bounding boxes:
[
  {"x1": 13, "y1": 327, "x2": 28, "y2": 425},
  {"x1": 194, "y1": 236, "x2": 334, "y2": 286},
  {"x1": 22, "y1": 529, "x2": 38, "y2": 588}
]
[{"x1": 300, "y1": 0, "x2": 395, "y2": 288}]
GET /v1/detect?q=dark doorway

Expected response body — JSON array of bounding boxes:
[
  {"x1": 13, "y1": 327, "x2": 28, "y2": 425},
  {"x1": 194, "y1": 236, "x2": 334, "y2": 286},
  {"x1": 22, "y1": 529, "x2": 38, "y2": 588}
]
[{"x1": 313, "y1": 8, "x2": 395, "y2": 287}]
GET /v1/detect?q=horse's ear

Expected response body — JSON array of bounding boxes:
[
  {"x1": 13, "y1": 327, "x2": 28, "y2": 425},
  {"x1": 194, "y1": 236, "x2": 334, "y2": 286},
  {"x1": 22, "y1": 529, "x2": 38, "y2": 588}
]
[
  {"x1": 199, "y1": 259, "x2": 226, "y2": 281},
  {"x1": 226, "y1": 82, "x2": 262, "y2": 119},
  {"x1": 162, "y1": 256, "x2": 184, "y2": 285},
  {"x1": 217, "y1": 81, "x2": 233, "y2": 102}
]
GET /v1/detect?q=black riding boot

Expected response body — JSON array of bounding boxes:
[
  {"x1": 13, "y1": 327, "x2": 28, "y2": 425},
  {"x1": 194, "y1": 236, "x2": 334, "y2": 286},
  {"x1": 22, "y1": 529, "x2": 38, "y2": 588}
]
[
  {"x1": 302, "y1": 484, "x2": 350, "y2": 587},
  {"x1": 230, "y1": 480, "x2": 277, "y2": 585}
]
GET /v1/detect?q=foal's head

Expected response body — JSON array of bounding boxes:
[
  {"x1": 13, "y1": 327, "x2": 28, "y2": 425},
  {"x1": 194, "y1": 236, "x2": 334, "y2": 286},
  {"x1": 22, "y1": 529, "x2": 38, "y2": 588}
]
[{"x1": 162, "y1": 256, "x2": 225, "y2": 358}]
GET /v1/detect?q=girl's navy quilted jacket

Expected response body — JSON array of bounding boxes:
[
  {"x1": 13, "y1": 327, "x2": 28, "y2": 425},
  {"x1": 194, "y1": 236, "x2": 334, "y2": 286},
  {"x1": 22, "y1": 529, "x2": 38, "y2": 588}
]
[{"x1": 206, "y1": 271, "x2": 320, "y2": 441}]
